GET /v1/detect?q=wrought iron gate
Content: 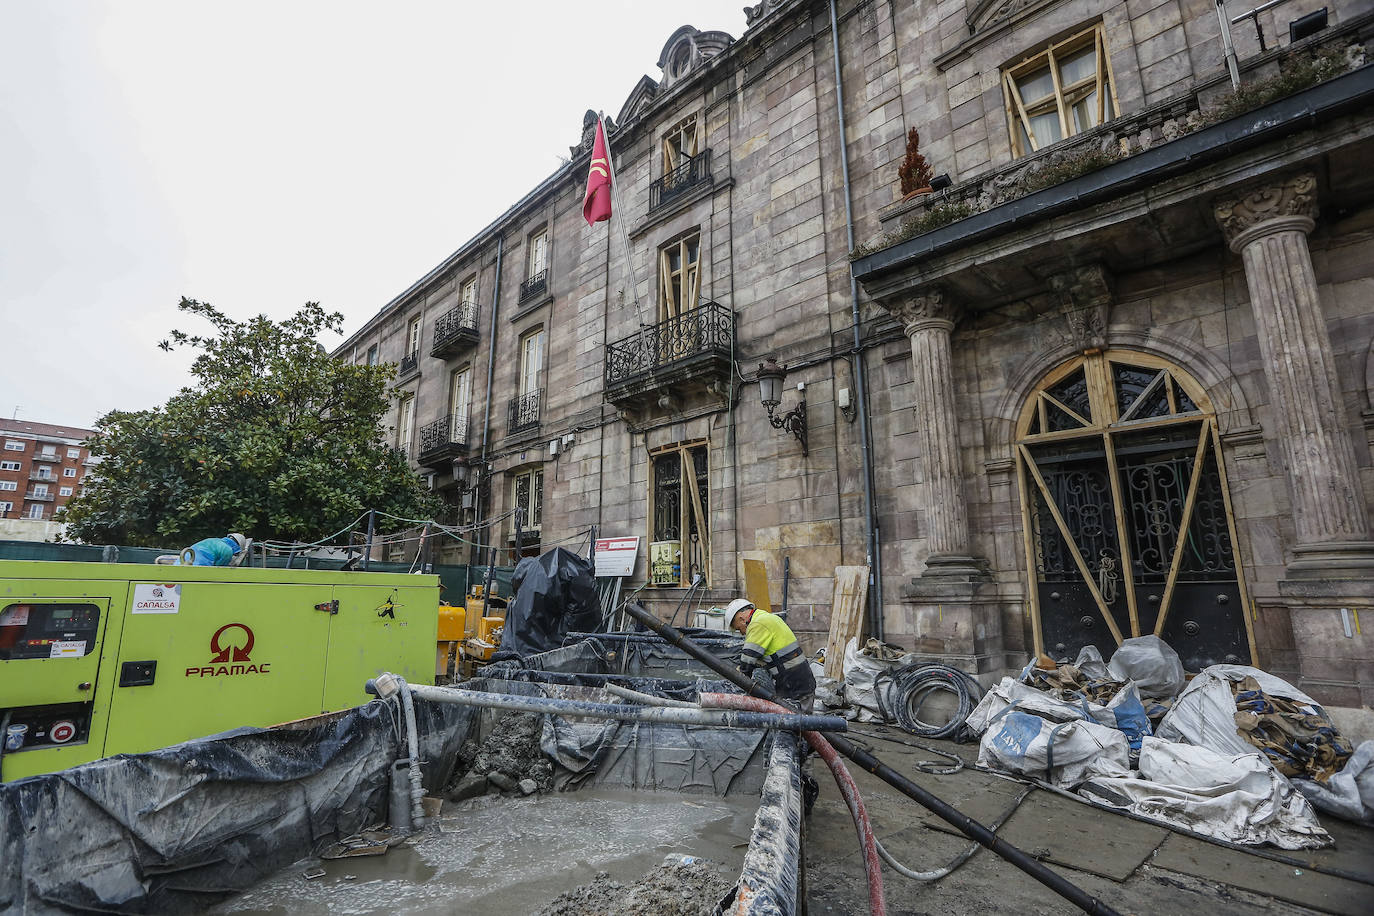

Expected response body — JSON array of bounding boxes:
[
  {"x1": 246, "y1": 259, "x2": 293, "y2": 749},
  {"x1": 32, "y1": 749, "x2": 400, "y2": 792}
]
[{"x1": 1016, "y1": 352, "x2": 1254, "y2": 670}]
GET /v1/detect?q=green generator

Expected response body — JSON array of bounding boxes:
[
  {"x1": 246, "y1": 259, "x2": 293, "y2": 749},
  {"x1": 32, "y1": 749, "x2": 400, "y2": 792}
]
[{"x1": 0, "y1": 560, "x2": 439, "y2": 782}]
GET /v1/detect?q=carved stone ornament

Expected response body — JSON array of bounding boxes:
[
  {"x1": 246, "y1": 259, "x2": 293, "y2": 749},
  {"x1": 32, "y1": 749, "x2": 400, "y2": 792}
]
[
  {"x1": 1048, "y1": 264, "x2": 1113, "y2": 352},
  {"x1": 966, "y1": 0, "x2": 1046, "y2": 36},
  {"x1": 1214, "y1": 171, "x2": 1318, "y2": 248},
  {"x1": 745, "y1": 0, "x2": 786, "y2": 28},
  {"x1": 882, "y1": 288, "x2": 959, "y2": 333}
]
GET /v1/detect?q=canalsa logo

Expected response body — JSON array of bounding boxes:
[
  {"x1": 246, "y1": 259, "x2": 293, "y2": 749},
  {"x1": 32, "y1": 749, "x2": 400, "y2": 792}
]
[{"x1": 185, "y1": 623, "x2": 272, "y2": 678}]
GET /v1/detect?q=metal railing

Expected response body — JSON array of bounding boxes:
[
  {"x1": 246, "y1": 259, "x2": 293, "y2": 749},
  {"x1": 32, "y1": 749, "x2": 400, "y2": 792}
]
[
  {"x1": 28, "y1": 472, "x2": 55, "y2": 482},
  {"x1": 507, "y1": 390, "x2": 542, "y2": 435},
  {"x1": 24, "y1": 491, "x2": 55, "y2": 502},
  {"x1": 30, "y1": 451, "x2": 62, "y2": 462},
  {"x1": 432, "y1": 301, "x2": 480, "y2": 353},
  {"x1": 419, "y1": 413, "x2": 470, "y2": 455},
  {"x1": 398, "y1": 351, "x2": 419, "y2": 377},
  {"x1": 519, "y1": 269, "x2": 548, "y2": 303},
  {"x1": 650, "y1": 149, "x2": 712, "y2": 211},
  {"x1": 605, "y1": 302, "x2": 734, "y2": 388}
]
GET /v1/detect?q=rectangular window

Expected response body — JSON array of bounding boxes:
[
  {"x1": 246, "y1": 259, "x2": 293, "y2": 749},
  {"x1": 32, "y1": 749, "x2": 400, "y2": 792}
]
[
  {"x1": 658, "y1": 232, "x2": 701, "y2": 319},
  {"x1": 59, "y1": 486, "x2": 73, "y2": 497},
  {"x1": 519, "y1": 328, "x2": 545, "y2": 397},
  {"x1": 527, "y1": 228, "x2": 548, "y2": 278},
  {"x1": 407, "y1": 317, "x2": 422, "y2": 357},
  {"x1": 40, "y1": 445, "x2": 56, "y2": 457},
  {"x1": 662, "y1": 114, "x2": 699, "y2": 173},
  {"x1": 0, "y1": 461, "x2": 18, "y2": 471},
  {"x1": 460, "y1": 276, "x2": 477, "y2": 308},
  {"x1": 63, "y1": 467, "x2": 76, "y2": 477},
  {"x1": 397, "y1": 395, "x2": 416, "y2": 458},
  {"x1": 0, "y1": 502, "x2": 11, "y2": 513},
  {"x1": 0, "y1": 482, "x2": 15, "y2": 491},
  {"x1": 366, "y1": 344, "x2": 379, "y2": 366},
  {"x1": 513, "y1": 467, "x2": 544, "y2": 531},
  {"x1": 1003, "y1": 24, "x2": 1118, "y2": 157},
  {"x1": 649, "y1": 442, "x2": 710, "y2": 587},
  {"x1": 4, "y1": 441, "x2": 23, "y2": 451},
  {"x1": 66, "y1": 448, "x2": 80, "y2": 459},
  {"x1": 450, "y1": 366, "x2": 472, "y2": 432},
  {"x1": 32, "y1": 484, "x2": 48, "y2": 497},
  {"x1": 26, "y1": 504, "x2": 43, "y2": 519},
  {"x1": 35, "y1": 467, "x2": 51, "y2": 479}
]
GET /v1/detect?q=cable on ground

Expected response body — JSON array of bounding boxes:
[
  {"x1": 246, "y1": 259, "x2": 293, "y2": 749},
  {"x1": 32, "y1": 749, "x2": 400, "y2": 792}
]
[{"x1": 874, "y1": 663, "x2": 985, "y2": 741}]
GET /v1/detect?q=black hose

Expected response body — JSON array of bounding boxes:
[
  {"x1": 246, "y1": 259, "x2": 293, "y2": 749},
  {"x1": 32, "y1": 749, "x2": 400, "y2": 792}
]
[
  {"x1": 620, "y1": 602, "x2": 1123, "y2": 916},
  {"x1": 874, "y1": 663, "x2": 984, "y2": 740}
]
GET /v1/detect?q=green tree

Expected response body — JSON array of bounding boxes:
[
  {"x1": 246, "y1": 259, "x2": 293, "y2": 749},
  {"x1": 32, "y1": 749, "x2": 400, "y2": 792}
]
[{"x1": 59, "y1": 298, "x2": 441, "y2": 547}]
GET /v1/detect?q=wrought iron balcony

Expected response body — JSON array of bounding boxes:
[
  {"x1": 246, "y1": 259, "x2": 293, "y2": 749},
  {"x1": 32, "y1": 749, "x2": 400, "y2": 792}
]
[
  {"x1": 519, "y1": 269, "x2": 548, "y2": 304},
  {"x1": 650, "y1": 150, "x2": 713, "y2": 212},
  {"x1": 418, "y1": 413, "x2": 471, "y2": 468},
  {"x1": 431, "y1": 301, "x2": 480, "y2": 359},
  {"x1": 24, "y1": 491, "x2": 54, "y2": 502},
  {"x1": 604, "y1": 302, "x2": 734, "y2": 409},
  {"x1": 398, "y1": 351, "x2": 419, "y2": 378},
  {"x1": 507, "y1": 390, "x2": 542, "y2": 436}
]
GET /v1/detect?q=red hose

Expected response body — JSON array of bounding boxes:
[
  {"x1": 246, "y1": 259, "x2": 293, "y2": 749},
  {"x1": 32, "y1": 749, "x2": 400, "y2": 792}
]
[{"x1": 700, "y1": 692, "x2": 887, "y2": 916}]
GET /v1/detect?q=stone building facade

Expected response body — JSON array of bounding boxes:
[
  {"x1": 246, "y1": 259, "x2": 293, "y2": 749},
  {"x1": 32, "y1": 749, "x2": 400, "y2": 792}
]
[{"x1": 335, "y1": 0, "x2": 1374, "y2": 705}]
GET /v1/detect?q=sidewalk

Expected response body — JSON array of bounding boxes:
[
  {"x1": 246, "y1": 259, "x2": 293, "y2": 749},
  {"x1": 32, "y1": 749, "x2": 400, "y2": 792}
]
[{"x1": 803, "y1": 722, "x2": 1374, "y2": 915}]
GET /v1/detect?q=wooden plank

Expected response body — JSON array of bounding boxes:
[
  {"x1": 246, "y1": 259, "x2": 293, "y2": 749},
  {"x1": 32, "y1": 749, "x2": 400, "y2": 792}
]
[
  {"x1": 742, "y1": 558, "x2": 771, "y2": 612},
  {"x1": 823, "y1": 566, "x2": 869, "y2": 681},
  {"x1": 1154, "y1": 424, "x2": 1210, "y2": 636}
]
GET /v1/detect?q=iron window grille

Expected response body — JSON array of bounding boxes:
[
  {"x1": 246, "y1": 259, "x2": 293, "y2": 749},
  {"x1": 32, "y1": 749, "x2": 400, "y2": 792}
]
[
  {"x1": 519, "y1": 269, "x2": 548, "y2": 303},
  {"x1": 507, "y1": 390, "x2": 542, "y2": 435},
  {"x1": 399, "y1": 351, "x2": 419, "y2": 377},
  {"x1": 419, "y1": 413, "x2": 470, "y2": 455},
  {"x1": 650, "y1": 149, "x2": 712, "y2": 211},
  {"x1": 432, "y1": 301, "x2": 480, "y2": 352}
]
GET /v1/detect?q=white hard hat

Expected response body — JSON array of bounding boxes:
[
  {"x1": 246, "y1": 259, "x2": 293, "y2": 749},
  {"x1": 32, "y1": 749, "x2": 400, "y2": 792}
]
[
  {"x1": 229, "y1": 533, "x2": 248, "y2": 552},
  {"x1": 726, "y1": 598, "x2": 755, "y2": 628}
]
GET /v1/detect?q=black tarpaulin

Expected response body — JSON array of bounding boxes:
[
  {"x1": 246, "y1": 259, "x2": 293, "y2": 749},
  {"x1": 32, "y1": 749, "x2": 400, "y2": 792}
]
[{"x1": 492, "y1": 547, "x2": 600, "y2": 660}]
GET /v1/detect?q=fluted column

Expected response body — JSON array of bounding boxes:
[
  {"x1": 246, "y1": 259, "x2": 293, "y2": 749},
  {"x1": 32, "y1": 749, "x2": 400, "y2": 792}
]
[
  {"x1": 883, "y1": 288, "x2": 980, "y2": 573},
  {"x1": 1215, "y1": 172, "x2": 1373, "y2": 570}
]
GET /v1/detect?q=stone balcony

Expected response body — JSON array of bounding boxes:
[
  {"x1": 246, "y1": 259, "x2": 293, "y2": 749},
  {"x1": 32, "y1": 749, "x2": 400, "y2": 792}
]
[
  {"x1": 603, "y1": 302, "x2": 734, "y2": 414},
  {"x1": 430, "y1": 302, "x2": 480, "y2": 360},
  {"x1": 417, "y1": 413, "x2": 470, "y2": 469}
]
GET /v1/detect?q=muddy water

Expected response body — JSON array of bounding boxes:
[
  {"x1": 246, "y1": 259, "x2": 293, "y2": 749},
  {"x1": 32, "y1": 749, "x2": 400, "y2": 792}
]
[{"x1": 212, "y1": 789, "x2": 756, "y2": 915}]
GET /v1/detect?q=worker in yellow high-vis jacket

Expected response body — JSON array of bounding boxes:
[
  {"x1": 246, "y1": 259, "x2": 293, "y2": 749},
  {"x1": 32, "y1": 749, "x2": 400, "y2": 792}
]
[{"x1": 726, "y1": 598, "x2": 816, "y2": 712}]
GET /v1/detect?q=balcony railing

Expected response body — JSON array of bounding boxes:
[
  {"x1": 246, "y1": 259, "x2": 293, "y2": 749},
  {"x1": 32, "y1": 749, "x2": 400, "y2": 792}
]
[
  {"x1": 431, "y1": 301, "x2": 480, "y2": 358},
  {"x1": 650, "y1": 150, "x2": 713, "y2": 212},
  {"x1": 29, "y1": 473, "x2": 55, "y2": 482},
  {"x1": 31, "y1": 452, "x2": 61, "y2": 463},
  {"x1": 519, "y1": 269, "x2": 548, "y2": 304},
  {"x1": 24, "y1": 491, "x2": 54, "y2": 502},
  {"x1": 398, "y1": 351, "x2": 419, "y2": 378},
  {"x1": 604, "y1": 302, "x2": 734, "y2": 402},
  {"x1": 507, "y1": 390, "x2": 542, "y2": 436},
  {"x1": 418, "y1": 413, "x2": 471, "y2": 468}
]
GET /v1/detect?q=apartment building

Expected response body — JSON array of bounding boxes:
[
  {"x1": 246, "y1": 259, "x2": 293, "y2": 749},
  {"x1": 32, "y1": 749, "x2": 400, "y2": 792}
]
[
  {"x1": 335, "y1": 0, "x2": 1374, "y2": 705},
  {"x1": 0, "y1": 418, "x2": 95, "y2": 531}
]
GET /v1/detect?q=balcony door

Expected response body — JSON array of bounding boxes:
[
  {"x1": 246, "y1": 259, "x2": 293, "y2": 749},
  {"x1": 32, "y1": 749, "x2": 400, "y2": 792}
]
[
  {"x1": 1016, "y1": 351, "x2": 1254, "y2": 671},
  {"x1": 449, "y1": 367, "x2": 471, "y2": 441}
]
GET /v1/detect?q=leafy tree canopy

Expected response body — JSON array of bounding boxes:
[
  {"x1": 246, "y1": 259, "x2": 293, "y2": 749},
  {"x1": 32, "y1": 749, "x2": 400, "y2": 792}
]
[{"x1": 59, "y1": 298, "x2": 440, "y2": 547}]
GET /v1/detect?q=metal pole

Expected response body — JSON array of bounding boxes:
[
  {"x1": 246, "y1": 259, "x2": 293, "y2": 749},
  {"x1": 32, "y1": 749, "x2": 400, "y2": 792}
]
[
  {"x1": 363, "y1": 509, "x2": 376, "y2": 571},
  {"x1": 782, "y1": 555, "x2": 791, "y2": 618},
  {"x1": 1217, "y1": 0, "x2": 1243, "y2": 89},
  {"x1": 620, "y1": 602, "x2": 1122, "y2": 916},
  {"x1": 385, "y1": 681, "x2": 847, "y2": 733}
]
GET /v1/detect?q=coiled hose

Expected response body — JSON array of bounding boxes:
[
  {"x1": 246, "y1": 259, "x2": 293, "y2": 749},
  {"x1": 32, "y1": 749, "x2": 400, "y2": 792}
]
[{"x1": 874, "y1": 663, "x2": 984, "y2": 740}]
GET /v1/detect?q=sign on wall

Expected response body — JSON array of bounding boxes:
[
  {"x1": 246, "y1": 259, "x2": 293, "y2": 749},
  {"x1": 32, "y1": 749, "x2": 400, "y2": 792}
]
[{"x1": 594, "y1": 537, "x2": 639, "y2": 577}]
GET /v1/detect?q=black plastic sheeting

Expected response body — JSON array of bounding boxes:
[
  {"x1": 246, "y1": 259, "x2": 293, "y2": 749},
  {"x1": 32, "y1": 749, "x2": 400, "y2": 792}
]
[
  {"x1": 491, "y1": 547, "x2": 600, "y2": 661},
  {"x1": 0, "y1": 701, "x2": 476, "y2": 914},
  {"x1": 488, "y1": 634, "x2": 745, "y2": 683}
]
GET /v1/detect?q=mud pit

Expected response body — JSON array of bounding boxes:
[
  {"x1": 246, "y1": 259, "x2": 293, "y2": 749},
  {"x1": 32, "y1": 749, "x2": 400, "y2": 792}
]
[{"x1": 212, "y1": 789, "x2": 754, "y2": 916}]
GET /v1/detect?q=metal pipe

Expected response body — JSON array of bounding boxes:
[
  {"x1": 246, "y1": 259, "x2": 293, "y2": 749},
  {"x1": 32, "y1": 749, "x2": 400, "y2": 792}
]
[
  {"x1": 1216, "y1": 0, "x2": 1243, "y2": 89},
  {"x1": 394, "y1": 682, "x2": 847, "y2": 733},
  {"x1": 620, "y1": 602, "x2": 1122, "y2": 916},
  {"x1": 478, "y1": 234, "x2": 505, "y2": 570},
  {"x1": 363, "y1": 509, "x2": 375, "y2": 571},
  {"x1": 703, "y1": 693, "x2": 887, "y2": 916},
  {"x1": 829, "y1": 0, "x2": 884, "y2": 640},
  {"x1": 604, "y1": 683, "x2": 697, "y2": 708}
]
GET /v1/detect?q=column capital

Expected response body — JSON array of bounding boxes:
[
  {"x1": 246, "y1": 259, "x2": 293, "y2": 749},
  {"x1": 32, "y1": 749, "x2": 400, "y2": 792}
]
[
  {"x1": 1214, "y1": 171, "x2": 1318, "y2": 251},
  {"x1": 881, "y1": 287, "x2": 959, "y2": 336}
]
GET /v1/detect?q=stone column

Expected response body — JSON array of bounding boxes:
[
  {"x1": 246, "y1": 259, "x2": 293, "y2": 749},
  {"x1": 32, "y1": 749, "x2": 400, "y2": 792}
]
[
  {"x1": 1215, "y1": 171, "x2": 1374, "y2": 574},
  {"x1": 883, "y1": 288, "x2": 982, "y2": 575}
]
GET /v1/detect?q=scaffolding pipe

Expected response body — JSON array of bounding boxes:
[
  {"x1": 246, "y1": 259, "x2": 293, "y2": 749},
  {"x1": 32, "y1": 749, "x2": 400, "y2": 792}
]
[
  {"x1": 620, "y1": 602, "x2": 1122, "y2": 916},
  {"x1": 604, "y1": 683, "x2": 698, "y2": 708},
  {"x1": 375, "y1": 680, "x2": 847, "y2": 733}
]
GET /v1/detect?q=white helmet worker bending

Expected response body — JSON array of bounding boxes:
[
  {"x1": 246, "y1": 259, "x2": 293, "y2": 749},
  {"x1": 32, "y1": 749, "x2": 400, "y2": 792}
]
[
  {"x1": 725, "y1": 597, "x2": 816, "y2": 710},
  {"x1": 726, "y1": 598, "x2": 756, "y2": 634}
]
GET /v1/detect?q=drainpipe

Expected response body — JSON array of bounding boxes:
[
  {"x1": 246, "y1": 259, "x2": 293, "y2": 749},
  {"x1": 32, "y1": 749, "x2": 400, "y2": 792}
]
[
  {"x1": 478, "y1": 236, "x2": 505, "y2": 600},
  {"x1": 829, "y1": 0, "x2": 884, "y2": 641}
]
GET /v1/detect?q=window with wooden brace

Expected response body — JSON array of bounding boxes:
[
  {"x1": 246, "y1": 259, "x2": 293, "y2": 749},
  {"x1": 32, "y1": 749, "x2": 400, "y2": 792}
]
[
  {"x1": 662, "y1": 114, "x2": 699, "y2": 174},
  {"x1": 658, "y1": 232, "x2": 701, "y2": 320},
  {"x1": 512, "y1": 466, "x2": 543, "y2": 548},
  {"x1": 1003, "y1": 23, "x2": 1119, "y2": 157},
  {"x1": 649, "y1": 442, "x2": 710, "y2": 587}
]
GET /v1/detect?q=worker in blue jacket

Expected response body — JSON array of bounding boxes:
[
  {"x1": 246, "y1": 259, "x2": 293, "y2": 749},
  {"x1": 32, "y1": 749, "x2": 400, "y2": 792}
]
[
  {"x1": 727, "y1": 598, "x2": 816, "y2": 712},
  {"x1": 175, "y1": 533, "x2": 249, "y2": 567}
]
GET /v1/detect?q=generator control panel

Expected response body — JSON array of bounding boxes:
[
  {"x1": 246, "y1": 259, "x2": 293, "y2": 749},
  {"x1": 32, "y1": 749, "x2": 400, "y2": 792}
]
[{"x1": 0, "y1": 602, "x2": 101, "y2": 660}]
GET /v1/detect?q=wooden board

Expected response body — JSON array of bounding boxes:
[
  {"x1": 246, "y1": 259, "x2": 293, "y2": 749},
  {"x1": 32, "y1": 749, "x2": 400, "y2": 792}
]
[
  {"x1": 742, "y1": 558, "x2": 771, "y2": 612},
  {"x1": 823, "y1": 566, "x2": 869, "y2": 680}
]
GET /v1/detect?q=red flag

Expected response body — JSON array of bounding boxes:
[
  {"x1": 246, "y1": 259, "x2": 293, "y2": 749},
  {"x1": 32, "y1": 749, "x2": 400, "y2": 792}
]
[{"x1": 582, "y1": 117, "x2": 612, "y2": 226}]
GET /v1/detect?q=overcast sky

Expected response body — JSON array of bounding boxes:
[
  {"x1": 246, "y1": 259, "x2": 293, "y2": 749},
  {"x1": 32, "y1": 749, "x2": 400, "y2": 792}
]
[{"x1": 1, "y1": 0, "x2": 749, "y2": 430}]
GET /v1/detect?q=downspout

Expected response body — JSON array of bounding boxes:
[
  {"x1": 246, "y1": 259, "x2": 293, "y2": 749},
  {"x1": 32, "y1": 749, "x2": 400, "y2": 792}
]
[
  {"x1": 478, "y1": 234, "x2": 505, "y2": 570},
  {"x1": 829, "y1": 0, "x2": 884, "y2": 640}
]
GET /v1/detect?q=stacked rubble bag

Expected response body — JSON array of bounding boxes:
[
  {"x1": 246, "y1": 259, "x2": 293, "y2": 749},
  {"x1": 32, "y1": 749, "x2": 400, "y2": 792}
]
[{"x1": 958, "y1": 635, "x2": 1374, "y2": 848}]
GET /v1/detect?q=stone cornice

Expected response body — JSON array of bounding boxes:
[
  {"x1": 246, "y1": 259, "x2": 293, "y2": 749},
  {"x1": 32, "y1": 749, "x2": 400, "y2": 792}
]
[{"x1": 1214, "y1": 171, "x2": 1318, "y2": 250}]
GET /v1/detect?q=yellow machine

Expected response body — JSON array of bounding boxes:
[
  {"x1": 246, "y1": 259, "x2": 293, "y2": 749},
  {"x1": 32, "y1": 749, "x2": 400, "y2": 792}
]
[{"x1": 1, "y1": 560, "x2": 439, "y2": 782}]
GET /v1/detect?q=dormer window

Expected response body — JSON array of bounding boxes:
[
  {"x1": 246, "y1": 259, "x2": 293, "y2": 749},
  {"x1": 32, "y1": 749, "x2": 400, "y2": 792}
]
[
  {"x1": 1003, "y1": 24, "x2": 1119, "y2": 157},
  {"x1": 668, "y1": 42, "x2": 693, "y2": 79}
]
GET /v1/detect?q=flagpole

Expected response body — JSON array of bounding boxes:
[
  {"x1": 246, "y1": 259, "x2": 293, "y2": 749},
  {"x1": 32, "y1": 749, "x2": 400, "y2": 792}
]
[{"x1": 599, "y1": 113, "x2": 649, "y2": 330}]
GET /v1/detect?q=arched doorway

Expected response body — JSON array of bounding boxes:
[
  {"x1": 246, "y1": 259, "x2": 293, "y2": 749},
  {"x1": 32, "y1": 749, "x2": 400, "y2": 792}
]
[{"x1": 1014, "y1": 350, "x2": 1256, "y2": 670}]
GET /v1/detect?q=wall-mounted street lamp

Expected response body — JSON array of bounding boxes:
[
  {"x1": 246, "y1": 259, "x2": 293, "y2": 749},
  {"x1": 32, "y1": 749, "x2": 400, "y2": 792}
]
[{"x1": 758, "y1": 357, "x2": 808, "y2": 456}]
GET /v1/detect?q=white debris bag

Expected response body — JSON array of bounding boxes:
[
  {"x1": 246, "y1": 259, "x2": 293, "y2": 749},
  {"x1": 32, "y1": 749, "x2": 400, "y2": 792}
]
[
  {"x1": 1295, "y1": 739, "x2": 1374, "y2": 825},
  {"x1": 965, "y1": 677, "x2": 1115, "y2": 736},
  {"x1": 1079, "y1": 737, "x2": 1331, "y2": 849},
  {"x1": 977, "y1": 708, "x2": 1130, "y2": 787},
  {"x1": 1106, "y1": 635, "x2": 1185, "y2": 698},
  {"x1": 1073, "y1": 644, "x2": 1110, "y2": 680},
  {"x1": 1155, "y1": 664, "x2": 1323, "y2": 759}
]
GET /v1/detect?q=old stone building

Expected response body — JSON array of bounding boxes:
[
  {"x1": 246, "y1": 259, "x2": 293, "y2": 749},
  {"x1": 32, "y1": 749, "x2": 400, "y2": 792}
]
[{"x1": 335, "y1": 0, "x2": 1374, "y2": 705}]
